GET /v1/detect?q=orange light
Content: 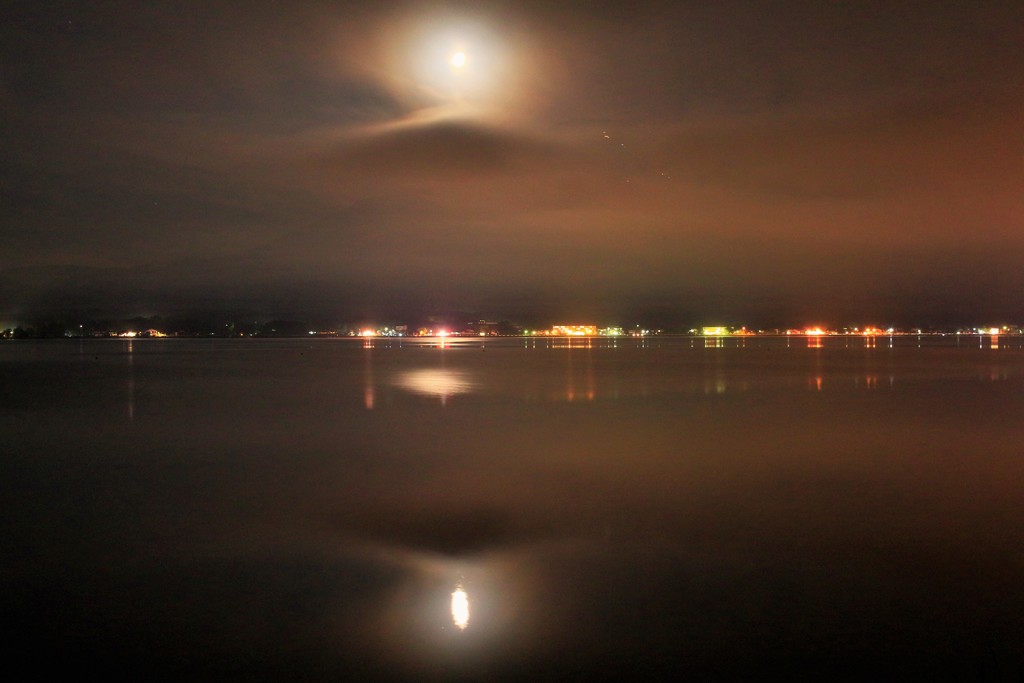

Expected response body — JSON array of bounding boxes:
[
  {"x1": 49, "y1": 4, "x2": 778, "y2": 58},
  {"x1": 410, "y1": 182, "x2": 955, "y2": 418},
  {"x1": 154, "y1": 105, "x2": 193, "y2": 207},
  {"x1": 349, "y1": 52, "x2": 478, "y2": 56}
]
[{"x1": 551, "y1": 325, "x2": 597, "y2": 336}]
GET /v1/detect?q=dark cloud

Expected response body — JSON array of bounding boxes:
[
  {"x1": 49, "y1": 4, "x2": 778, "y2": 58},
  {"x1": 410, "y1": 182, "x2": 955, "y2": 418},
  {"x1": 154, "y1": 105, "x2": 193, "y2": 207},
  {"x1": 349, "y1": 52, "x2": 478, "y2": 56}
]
[{"x1": 323, "y1": 121, "x2": 563, "y2": 177}]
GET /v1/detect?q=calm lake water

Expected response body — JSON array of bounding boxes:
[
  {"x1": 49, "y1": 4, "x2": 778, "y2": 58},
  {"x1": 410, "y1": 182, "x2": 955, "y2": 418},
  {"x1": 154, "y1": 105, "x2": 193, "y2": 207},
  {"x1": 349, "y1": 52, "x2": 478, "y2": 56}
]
[{"x1": 3, "y1": 336, "x2": 1023, "y2": 680}]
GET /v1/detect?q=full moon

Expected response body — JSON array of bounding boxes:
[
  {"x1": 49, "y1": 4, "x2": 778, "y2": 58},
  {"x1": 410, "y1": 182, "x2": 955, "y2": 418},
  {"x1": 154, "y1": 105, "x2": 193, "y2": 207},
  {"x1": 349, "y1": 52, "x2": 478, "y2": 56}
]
[{"x1": 391, "y1": 15, "x2": 525, "y2": 113}]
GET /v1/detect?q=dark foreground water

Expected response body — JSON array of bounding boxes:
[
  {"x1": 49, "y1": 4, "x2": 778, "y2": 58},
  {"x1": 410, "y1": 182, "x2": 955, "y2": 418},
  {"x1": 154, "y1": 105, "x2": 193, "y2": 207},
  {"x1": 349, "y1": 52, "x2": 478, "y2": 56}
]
[{"x1": 3, "y1": 336, "x2": 1024, "y2": 680}]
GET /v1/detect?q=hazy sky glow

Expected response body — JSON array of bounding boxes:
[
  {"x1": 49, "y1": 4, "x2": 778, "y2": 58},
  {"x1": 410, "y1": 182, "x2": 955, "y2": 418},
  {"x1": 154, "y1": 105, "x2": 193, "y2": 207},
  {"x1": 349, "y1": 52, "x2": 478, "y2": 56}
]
[{"x1": 3, "y1": 1, "x2": 1023, "y2": 325}]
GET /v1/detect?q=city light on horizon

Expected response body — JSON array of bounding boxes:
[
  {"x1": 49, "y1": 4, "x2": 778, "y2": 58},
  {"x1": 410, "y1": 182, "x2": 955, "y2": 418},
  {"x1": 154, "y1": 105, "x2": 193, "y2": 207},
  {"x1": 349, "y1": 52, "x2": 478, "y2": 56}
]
[{"x1": 5, "y1": 317, "x2": 1024, "y2": 340}]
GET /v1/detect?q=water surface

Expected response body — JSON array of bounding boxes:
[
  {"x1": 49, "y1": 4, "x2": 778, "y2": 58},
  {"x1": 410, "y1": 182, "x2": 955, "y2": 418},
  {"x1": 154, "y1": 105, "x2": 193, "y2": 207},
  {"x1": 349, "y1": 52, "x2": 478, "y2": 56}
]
[{"x1": 3, "y1": 336, "x2": 1023, "y2": 679}]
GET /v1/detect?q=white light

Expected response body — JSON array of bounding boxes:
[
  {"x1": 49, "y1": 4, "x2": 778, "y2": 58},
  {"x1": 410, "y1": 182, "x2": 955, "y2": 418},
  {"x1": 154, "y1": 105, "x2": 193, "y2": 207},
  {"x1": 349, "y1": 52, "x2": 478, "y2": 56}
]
[
  {"x1": 451, "y1": 586, "x2": 469, "y2": 630},
  {"x1": 394, "y1": 369, "x2": 475, "y2": 398},
  {"x1": 396, "y1": 17, "x2": 515, "y2": 111}
]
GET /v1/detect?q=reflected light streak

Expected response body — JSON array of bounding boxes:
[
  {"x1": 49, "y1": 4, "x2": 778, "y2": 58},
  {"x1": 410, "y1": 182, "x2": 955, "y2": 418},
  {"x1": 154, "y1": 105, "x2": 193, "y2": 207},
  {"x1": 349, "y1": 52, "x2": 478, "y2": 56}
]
[
  {"x1": 363, "y1": 349, "x2": 375, "y2": 410},
  {"x1": 451, "y1": 585, "x2": 469, "y2": 630},
  {"x1": 127, "y1": 339, "x2": 134, "y2": 421},
  {"x1": 586, "y1": 350, "x2": 595, "y2": 401}
]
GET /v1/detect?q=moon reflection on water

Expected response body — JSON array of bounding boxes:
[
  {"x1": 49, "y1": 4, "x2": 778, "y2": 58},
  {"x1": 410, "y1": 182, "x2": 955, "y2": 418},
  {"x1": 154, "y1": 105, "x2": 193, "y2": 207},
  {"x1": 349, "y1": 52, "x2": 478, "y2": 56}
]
[
  {"x1": 393, "y1": 368, "x2": 476, "y2": 404},
  {"x1": 451, "y1": 584, "x2": 470, "y2": 630}
]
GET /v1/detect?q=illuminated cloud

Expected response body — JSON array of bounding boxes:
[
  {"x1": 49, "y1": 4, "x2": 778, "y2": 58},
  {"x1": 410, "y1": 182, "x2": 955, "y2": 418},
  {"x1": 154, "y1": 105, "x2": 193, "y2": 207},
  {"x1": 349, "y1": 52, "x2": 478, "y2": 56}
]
[
  {"x1": 2, "y1": 2, "x2": 1024, "y2": 323},
  {"x1": 355, "y1": 8, "x2": 544, "y2": 128}
]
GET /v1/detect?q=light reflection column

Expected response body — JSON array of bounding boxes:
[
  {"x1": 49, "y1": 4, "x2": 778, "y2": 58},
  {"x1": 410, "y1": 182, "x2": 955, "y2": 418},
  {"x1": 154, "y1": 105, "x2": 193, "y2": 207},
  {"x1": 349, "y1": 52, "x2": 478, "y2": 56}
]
[
  {"x1": 127, "y1": 338, "x2": 134, "y2": 421},
  {"x1": 363, "y1": 345, "x2": 375, "y2": 410}
]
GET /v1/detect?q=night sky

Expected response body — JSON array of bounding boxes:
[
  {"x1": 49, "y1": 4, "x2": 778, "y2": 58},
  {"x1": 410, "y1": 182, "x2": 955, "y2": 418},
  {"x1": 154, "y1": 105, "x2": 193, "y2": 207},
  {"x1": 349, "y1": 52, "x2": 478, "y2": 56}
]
[{"x1": 3, "y1": 1, "x2": 1023, "y2": 326}]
